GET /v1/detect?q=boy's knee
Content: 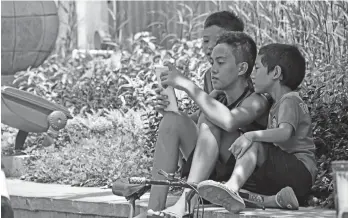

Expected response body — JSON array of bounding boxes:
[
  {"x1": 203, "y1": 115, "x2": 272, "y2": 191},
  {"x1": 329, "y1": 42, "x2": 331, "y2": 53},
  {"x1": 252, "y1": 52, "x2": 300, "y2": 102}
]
[
  {"x1": 246, "y1": 142, "x2": 267, "y2": 166},
  {"x1": 160, "y1": 112, "x2": 186, "y2": 131},
  {"x1": 159, "y1": 112, "x2": 196, "y2": 137},
  {"x1": 198, "y1": 114, "x2": 218, "y2": 130},
  {"x1": 196, "y1": 123, "x2": 220, "y2": 152},
  {"x1": 199, "y1": 122, "x2": 210, "y2": 132}
]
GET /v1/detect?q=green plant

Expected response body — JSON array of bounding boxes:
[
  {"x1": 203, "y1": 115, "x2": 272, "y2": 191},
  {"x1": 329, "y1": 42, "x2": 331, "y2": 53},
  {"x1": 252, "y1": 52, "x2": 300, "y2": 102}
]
[
  {"x1": 12, "y1": 32, "x2": 208, "y2": 152},
  {"x1": 228, "y1": 1, "x2": 347, "y2": 68},
  {"x1": 107, "y1": 1, "x2": 130, "y2": 45},
  {"x1": 301, "y1": 55, "x2": 348, "y2": 208},
  {"x1": 147, "y1": 2, "x2": 210, "y2": 47},
  {"x1": 21, "y1": 109, "x2": 152, "y2": 187},
  {"x1": 1, "y1": 124, "x2": 44, "y2": 156},
  {"x1": 55, "y1": 1, "x2": 78, "y2": 58},
  {"x1": 1, "y1": 125, "x2": 17, "y2": 155}
]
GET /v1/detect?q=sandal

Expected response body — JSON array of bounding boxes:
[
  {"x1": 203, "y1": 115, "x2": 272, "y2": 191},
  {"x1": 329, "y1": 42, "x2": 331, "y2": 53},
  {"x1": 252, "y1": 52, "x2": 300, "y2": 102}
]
[
  {"x1": 275, "y1": 186, "x2": 299, "y2": 210},
  {"x1": 146, "y1": 189, "x2": 201, "y2": 218},
  {"x1": 147, "y1": 210, "x2": 192, "y2": 218},
  {"x1": 197, "y1": 180, "x2": 245, "y2": 213}
]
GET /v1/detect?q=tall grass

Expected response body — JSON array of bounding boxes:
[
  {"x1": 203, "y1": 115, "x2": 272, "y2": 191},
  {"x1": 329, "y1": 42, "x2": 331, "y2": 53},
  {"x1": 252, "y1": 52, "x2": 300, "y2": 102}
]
[
  {"x1": 227, "y1": 1, "x2": 347, "y2": 69},
  {"x1": 109, "y1": 1, "x2": 347, "y2": 69},
  {"x1": 149, "y1": 1, "x2": 347, "y2": 69}
]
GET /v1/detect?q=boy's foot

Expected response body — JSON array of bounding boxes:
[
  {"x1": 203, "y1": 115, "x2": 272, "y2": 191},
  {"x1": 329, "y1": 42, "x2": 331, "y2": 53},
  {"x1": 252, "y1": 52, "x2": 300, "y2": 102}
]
[
  {"x1": 275, "y1": 186, "x2": 299, "y2": 210},
  {"x1": 197, "y1": 180, "x2": 245, "y2": 213},
  {"x1": 239, "y1": 189, "x2": 264, "y2": 203},
  {"x1": 147, "y1": 206, "x2": 192, "y2": 218},
  {"x1": 147, "y1": 195, "x2": 192, "y2": 218},
  {"x1": 147, "y1": 209, "x2": 191, "y2": 218}
]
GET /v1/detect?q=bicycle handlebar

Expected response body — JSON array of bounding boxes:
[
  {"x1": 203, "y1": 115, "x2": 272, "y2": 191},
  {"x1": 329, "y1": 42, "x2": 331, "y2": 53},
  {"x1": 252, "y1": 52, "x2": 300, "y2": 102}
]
[{"x1": 128, "y1": 177, "x2": 198, "y2": 189}]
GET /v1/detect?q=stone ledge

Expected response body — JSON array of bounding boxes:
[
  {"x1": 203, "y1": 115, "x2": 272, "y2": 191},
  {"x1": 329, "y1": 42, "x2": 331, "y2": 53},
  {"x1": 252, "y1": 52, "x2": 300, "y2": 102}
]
[
  {"x1": 6, "y1": 179, "x2": 177, "y2": 218},
  {"x1": 7, "y1": 179, "x2": 336, "y2": 218}
]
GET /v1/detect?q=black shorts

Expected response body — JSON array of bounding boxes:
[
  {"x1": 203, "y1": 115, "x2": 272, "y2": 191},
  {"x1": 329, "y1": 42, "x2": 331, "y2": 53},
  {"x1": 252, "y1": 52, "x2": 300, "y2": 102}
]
[{"x1": 181, "y1": 143, "x2": 312, "y2": 205}]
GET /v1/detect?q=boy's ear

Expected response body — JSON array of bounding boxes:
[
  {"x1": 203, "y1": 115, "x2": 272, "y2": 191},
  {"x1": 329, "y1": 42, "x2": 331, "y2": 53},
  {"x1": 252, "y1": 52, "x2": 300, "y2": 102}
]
[
  {"x1": 237, "y1": 62, "x2": 248, "y2": 76},
  {"x1": 272, "y1": 65, "x2": 283, "y2": 80}
]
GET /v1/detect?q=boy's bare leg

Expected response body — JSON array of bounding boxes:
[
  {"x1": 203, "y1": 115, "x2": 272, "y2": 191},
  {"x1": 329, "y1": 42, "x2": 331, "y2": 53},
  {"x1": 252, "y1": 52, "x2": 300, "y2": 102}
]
[
  {"x1": 212, "y1": 141, "x2": 298, "y2": 210},
  {"x1": 219, "y1": 130, "x2": 242, "y2": 163},
  {"x1": 224, "y1": 142, "x2": 267, "y2": 192},
  {"x1": 135, "y1": 112, "x2": 198, "y2": 218},
  {"x1": 216, "y1": 135, "x2": 281, "y2": 208},
  {"x1": 195, "y1": 142, "x2": 268, "y2": 213},
  {"x1": 160, "y1": 115, "x2": 239, "y2": 216},
  {"x1": 187, "y1": 115, "x2": 221, "y2": 183},
  {"x1": 162, "y1": 124, "x2": 219, "y2": 215}
]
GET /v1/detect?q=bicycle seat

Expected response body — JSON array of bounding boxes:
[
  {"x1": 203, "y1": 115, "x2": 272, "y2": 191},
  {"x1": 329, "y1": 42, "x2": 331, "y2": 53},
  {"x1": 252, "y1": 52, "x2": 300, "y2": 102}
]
[{"x1": 112, "y1": 178, "x2": 150, "y2": 200}]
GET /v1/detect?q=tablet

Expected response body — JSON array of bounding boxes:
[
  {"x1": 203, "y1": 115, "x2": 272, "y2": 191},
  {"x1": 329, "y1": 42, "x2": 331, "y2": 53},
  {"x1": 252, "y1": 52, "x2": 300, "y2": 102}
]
[{"x1": 154, "y1": 65, "x2": 179, "y2": 112}]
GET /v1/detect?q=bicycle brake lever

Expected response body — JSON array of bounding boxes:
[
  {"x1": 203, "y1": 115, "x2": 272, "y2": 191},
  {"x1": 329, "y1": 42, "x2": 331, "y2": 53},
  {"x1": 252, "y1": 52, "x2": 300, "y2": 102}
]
[{"x1": 158, "y1": 169, "x2": 176, "y2": 180}]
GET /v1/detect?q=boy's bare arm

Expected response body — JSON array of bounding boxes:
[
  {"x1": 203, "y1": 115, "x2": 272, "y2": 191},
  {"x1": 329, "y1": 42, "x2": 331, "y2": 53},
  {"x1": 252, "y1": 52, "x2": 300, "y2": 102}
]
[
  {"x1": 187, "y1": 90, "x2": 222, "y2": 123},
  {"x1": 245, "y1": 98, "x2": 297, "y2": 143},
  {"x1": 182, "y1": 81, "x2": 269, "y2": 132},
  {"x1": 245, "y1": 123, "x2": 293, "y2": 143}
]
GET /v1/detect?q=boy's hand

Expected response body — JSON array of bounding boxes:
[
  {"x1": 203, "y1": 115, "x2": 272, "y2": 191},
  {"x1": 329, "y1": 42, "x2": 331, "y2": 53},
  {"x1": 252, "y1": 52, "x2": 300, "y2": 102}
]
[
  {"x1": 153, "y1": 87, "x2": 169, "y2": 115},
  {"x1": 229, "y1": 133, "x2": 253, "y2": 159},
  {"x1": 160, "y1": 63, "x2": 190, "y2": 91}
]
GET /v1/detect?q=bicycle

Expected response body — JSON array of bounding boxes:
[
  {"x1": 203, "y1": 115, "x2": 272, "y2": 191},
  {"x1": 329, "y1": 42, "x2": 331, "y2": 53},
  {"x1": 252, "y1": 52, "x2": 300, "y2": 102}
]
[{"x1": 112, "y1": 170, "x2": 265, "y2": 218}]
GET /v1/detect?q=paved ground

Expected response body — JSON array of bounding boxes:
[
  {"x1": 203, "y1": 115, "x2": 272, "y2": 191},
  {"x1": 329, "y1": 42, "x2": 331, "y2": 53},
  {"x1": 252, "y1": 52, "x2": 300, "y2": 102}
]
[{"x1": 7, "y1": 179, "x2": 336, "y2": 218}]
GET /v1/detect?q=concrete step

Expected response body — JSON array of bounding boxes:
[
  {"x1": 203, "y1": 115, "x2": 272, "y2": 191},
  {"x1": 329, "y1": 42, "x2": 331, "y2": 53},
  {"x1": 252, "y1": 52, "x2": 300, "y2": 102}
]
[{"x1": 6, "y1": 179, "x2": 335, "y2": 218}]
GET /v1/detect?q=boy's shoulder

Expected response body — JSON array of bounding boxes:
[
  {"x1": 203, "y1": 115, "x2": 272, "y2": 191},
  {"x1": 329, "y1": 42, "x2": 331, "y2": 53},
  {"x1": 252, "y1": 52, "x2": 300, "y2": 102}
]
[
  {"x1": 279, "y1": 92, "x2": 305, "y2": 106},
  {"x1": 241, "y1": 92, "x2": 271, "y2": 112},
  {"x1": 277, "y1": 92, "x2": 310, "y2": 114}
]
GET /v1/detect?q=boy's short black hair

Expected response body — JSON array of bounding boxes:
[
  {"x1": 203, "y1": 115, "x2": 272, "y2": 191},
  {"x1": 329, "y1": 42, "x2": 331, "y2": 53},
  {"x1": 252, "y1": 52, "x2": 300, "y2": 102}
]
[
  {"x1": 204, "y1": 11, "x2": 244, "y2": 32},
  {"x1": 216, "y1": 31, "x2": 257, "y2": 78},
  {"x1": 258, "y1": 44, "x2": 306, "y2": 90}
]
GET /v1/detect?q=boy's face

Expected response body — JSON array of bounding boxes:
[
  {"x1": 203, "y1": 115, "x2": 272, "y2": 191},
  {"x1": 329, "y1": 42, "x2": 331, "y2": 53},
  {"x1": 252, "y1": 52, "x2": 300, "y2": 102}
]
[
  {"x1": 202, "y1": 25, "x2": 226, "y2": 59},
  {"x1": 251, "y1": 54, "x2": 274, "y2": 93},
  {"x1": 210, "y1": 43, "x2": 240, "y2": 90}
]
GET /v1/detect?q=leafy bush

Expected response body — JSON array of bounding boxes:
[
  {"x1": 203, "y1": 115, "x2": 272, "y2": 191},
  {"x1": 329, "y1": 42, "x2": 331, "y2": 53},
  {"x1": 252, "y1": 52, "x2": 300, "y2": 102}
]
[
  {"x1": 9, "y1": 32, "x2": 208, "y2": 152},
  {"x1": 1, "y1": 125, "x2": 18, "y2": 155},
  {"x1": 301, "y1": 55, "x2": 348, "y2": 208},
  {"x1": 1, "y1": 125, "x2": 44, "y2": 156},
  {"x1": 21, "y1": 109, "x2": 153, "y2": 187},
  {"x1": 3, "y1": 32, "x2": 208, "y2": 187},
  {"x1": 13, "y1": 33, "x2": 208, "y2": 113}
]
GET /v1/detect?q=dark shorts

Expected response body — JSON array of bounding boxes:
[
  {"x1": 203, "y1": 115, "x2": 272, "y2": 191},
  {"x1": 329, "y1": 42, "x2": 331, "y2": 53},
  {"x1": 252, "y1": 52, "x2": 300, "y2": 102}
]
[{"x1": 181, "y1": 143, "x2": 312, "y2": 205}]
